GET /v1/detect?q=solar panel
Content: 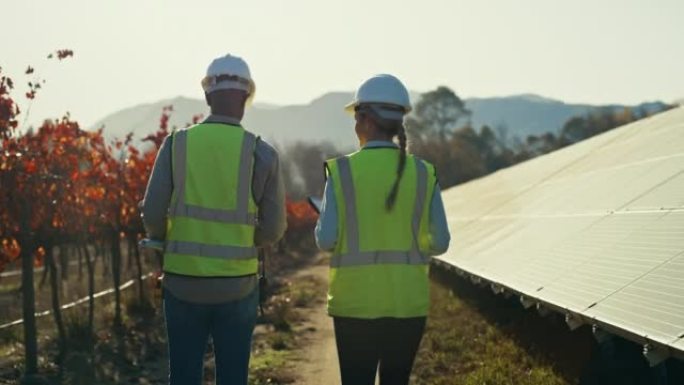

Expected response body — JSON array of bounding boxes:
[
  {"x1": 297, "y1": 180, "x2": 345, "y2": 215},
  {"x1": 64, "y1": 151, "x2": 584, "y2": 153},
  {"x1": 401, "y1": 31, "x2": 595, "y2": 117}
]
[{"x1": 436, "y1": 107, "x2": 684, "y2": 363}]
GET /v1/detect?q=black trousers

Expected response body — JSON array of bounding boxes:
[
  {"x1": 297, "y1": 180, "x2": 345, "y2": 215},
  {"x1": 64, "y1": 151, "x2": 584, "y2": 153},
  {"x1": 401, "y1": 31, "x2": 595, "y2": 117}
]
[{"x1": 333, "y1": 316, "x2": 427, "y2": 385}]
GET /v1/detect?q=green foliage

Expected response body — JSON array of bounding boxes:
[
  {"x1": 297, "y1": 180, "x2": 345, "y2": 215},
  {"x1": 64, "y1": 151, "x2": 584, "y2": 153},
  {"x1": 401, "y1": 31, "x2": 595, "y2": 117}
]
[
  {"x1": 411, "y1": 124, "x2": 521, "y2": 188},
  {"x1": 63, "y1": 313, "x2": 94, "y2": 353},
  {"x1": 267, "y1": 332, "x2": 294, "y2": 351},
  {"x1": 408, "y1": 88, "x2": 672, "y2": 189},
  {"x1": 247, "y1": 272, "x2": 327, "y2": 385},
  {"x1": 268, "y1": 296, "x2": 294, "y2": 332},
  {"x1": 406, "y1": 86, "x2": 471, "y2": 139},
  {"x1": 263, "y1": 276, "x2": 324, "y2": 332},
  {"x1": 0, "y1": 324, "x2": 21, "y2": 344},
  {"x1": 559, "y1": 107, "x2": 640, "y2": 145},
  {"x1": 62, "y1": 351, "x2": 95, "y2": 385},
  {"x1": 288, "y1": 277, "x2": 324, "y2": 308},
  {"x1": 125, "y1": 297, "x2": 156, "y2": 321},
  {"x1": 248, "y1": 349, "x2": 295, "y2": 385}
]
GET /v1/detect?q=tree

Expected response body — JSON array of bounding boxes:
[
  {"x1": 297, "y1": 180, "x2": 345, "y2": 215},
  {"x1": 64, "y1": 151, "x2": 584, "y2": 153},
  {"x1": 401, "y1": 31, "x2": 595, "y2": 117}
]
[
  {"x1": 406, "y1": 86, "x2": 471, "y2": 139},
  {"x1": 282, "y1": 141, "x2": 341, "y2": 199},
  {"x1": 0, "y1": 66, "x2": 42, "y2": 382},
  {"x1": 0, "y1": 50, "x2": 198, "y2": 380},
  {"x1": 0, "y1": 66, "x2": 49, "y2": 383}
]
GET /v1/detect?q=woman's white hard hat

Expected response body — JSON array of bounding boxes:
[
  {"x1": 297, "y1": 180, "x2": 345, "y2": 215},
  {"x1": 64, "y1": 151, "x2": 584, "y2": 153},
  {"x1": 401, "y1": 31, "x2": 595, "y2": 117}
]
[{"x1": 345, "y1": 74, "x2": 411, "y2": 120}]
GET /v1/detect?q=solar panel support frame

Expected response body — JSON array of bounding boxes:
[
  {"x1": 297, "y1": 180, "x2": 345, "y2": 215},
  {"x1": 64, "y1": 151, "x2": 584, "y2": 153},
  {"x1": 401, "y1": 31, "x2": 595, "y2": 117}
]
[
  {"x1": 643, "y1": 344, "x2": 669, "y2": 367},
  {"x1": 431, "y1": 259, "x2": 684, "y2": 364}
]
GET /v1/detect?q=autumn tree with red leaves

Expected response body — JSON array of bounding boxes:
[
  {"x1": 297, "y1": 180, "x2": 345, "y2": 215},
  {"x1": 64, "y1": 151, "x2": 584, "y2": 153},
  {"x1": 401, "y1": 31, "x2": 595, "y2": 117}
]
[{"x1": 1, "y1": 50, "x2": 322, "y2": 383}]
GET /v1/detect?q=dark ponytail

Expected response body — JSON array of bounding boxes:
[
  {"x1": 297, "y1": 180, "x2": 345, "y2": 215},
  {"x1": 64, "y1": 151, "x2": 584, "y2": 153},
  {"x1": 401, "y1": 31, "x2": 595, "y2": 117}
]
[
  {"x1": 385, "y1": 122, "x2": 406, "y2": 211},
  {"x1": 357, "y1": 104, "x2": 408, "y2": 211}
]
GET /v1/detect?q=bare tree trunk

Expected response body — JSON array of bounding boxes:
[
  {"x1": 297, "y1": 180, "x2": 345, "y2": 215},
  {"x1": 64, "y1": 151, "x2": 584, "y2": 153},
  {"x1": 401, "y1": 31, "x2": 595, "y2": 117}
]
[
  {"x1": 77, "y1": 243, "x2": 83, "y2": 281},
  {"x1": 20, "y1": 244, "x2": 38, "y2": 375},
  {"x1": 82, "y1": 243, "x2": 95, "y2": 338},
  {"x1": 38, "y1": 257, "x2": 49, "y2": 289},
  {"x1": 58, "y1": 245, "x2": 70, "y2": 301},
  {"x1": 93, "y1": 241, "x2": 101, "y2": 273},
  {"x1": 130, "y1": 235, "x2": 145, "y2": 302},
  {"x1": 101, "y1": 239, "x2": 110, "y2": 278},
  {"x1": 126, "y1": 237, "x2": 134, "y2": 272},
  {"x1": 19, "y1": 201, "x2": 39, "y2": 379},
  {"x1": 58, "y1": 244, "x2": 69, "y2": 281},
  {"x1": 46, "y1": 245, "x2": 66, "y2": 366},
  {"x1": 110, "y1": 231, "x2": 122, "y2": 328}
]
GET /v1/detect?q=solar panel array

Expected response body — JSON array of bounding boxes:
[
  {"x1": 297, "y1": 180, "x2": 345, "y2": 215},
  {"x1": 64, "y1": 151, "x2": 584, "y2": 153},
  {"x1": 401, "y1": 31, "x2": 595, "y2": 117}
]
[{"x1": 435, "y1": 107, "x2": 684, "y2": 363}]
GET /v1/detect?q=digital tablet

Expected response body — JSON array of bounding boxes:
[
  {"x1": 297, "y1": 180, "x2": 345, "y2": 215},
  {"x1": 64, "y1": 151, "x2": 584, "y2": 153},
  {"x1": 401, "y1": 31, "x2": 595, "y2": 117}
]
[
  {"x1": 139, "y1": 238, "x2": 165, "y2": 251},
  {"x1": 307, "y1": 196, "x2": 323, "y2": 214}
]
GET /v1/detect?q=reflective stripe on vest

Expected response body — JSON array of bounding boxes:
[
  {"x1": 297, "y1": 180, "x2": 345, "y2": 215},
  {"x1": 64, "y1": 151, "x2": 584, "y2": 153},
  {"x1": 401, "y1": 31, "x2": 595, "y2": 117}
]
[
  {"x1": 330, "y1": 155, "x2": 430, "y2": 268},
  {"x1": 170, "y1": 129, "x2": 257, "y2": 226},
  {"x1": 165, "y1": 240, "x2": 256, "y2": 260}
]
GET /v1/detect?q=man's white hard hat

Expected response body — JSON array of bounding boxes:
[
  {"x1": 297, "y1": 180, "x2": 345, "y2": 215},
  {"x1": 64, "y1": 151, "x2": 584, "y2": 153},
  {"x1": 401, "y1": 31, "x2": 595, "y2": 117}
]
[{"x1": 201, "y1": 54, "x2": 256, "y2": 105}]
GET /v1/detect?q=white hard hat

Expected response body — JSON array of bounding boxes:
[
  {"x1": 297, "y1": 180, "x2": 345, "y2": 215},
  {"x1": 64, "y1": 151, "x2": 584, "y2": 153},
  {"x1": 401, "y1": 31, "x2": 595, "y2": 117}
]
[
  {"x1": 201, "y1": 54, "x2": 256, "y2": 104},
  {"x1": 345, "y1": 74, "x2": 411, "y2": 120}
]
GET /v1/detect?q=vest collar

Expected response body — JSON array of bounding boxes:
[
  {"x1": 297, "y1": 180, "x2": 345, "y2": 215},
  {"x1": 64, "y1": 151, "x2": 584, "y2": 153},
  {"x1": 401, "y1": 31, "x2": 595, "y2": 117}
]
[
  {"x1": 363, "y1": 140, "x2": 398, "y2": 149},
  {"x1": 203, "y1": 114, "x2": 242, "y2": 126}
]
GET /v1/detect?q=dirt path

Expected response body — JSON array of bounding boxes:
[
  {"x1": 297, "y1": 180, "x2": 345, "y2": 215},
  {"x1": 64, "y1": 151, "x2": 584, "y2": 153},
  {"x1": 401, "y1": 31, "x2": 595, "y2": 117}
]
[{"x1": 291, "y1": 263, "x2": 340, "y2": 385}]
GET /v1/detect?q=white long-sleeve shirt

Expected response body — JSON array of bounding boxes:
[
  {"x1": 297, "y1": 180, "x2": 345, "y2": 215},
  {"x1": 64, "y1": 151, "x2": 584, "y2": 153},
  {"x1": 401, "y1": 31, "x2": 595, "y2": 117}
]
[{"x1": 315, "y1": 141, "x2": 451, "y2": 255}]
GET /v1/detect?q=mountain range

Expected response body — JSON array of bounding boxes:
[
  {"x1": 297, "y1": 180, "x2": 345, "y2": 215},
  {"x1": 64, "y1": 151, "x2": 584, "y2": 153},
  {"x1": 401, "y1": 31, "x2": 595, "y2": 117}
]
[{"x1": 91, "y1": 93, "x2": 667, "y2": 150}]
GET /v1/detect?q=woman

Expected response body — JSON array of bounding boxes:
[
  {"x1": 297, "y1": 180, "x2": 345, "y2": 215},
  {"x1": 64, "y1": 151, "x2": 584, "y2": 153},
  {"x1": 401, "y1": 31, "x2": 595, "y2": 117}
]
[{"x1": 315, "y1": 74, "x2": 451, "y2": 385}]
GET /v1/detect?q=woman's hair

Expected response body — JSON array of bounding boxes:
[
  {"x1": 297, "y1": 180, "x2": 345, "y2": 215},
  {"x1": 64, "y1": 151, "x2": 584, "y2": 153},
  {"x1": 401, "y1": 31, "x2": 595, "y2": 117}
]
[{"x1": 356, "y1": 104, "x2": 407, "y2": 211}]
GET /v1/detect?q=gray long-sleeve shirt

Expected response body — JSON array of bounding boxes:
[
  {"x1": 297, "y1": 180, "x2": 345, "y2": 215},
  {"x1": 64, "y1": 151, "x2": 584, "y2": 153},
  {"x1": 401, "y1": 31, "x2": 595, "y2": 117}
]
[{"x1": 142, "y1": 114, "x2": 286, "y2": 304}]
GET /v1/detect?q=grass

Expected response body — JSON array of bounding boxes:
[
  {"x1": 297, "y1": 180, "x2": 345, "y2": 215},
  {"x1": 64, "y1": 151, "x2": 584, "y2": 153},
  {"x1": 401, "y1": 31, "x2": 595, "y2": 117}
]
[
  {"x1": 249, "y1": 349, "x2": 295, "y2": 385},
  {"x1": 412, "y1": 267, "x2": 594, "y2": 385},
  {"x1": 0, "y1": 286, "x2": 168, "y2": 385},
  {"x1": 248, "y1": 272, "x2": 326, "y2": 385},
  {"x1": 0, "y1": 247, "x2": 324, "y2": 385},
  {"x1": 417, "y1": 267, "x2": 684, "y2": 384},
  {"x1": 6, "y1": 254, "x2": 682, "y2": 385},
  {"x1": 0, "y1": 283, "x2": 20, "y2": 295},
  {"x1": 288, "y1": 278, "x2": 323, "y2": 308},
  {"x1": 250, "y1": 258, "x2": 592, "y2": 385}
]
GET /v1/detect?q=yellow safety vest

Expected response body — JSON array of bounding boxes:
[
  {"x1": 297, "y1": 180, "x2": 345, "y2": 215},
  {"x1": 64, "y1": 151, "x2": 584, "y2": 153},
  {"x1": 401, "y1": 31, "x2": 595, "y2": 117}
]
[
  {"x1": 326, "y1": 148, "x2": 436, "y2": 318},
  {"x1": 164, "y1": 122, "x2": 258, "y2": 277}
]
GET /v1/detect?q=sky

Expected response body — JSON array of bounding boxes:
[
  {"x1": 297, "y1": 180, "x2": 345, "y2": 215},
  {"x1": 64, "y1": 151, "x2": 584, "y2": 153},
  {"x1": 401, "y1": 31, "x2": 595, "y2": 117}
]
[{"x1": 1, "y1": 0, "x2": 683, "y2": 128}]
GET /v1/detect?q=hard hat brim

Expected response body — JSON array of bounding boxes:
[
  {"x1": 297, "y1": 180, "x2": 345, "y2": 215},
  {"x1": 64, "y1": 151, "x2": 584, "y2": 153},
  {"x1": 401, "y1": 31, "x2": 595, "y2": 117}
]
[
  {"x1": 344, "y1": 100, "x2": 409, "y2": 120},
  {"x1": 202, "y1": 76, "x2": 256, "y2": 107},
  {"x1": 344, "y1": 100, "x2": 412, "y2": 115},
  {"x1": 371, "y1": 107, "x2": 405, "y2": 121},
  {"x1": 344, "y1": 100, "x2": 357, "y2": 115},
  {"x1": 205, "y1": 81, "x2": 251, "y2": 94}
]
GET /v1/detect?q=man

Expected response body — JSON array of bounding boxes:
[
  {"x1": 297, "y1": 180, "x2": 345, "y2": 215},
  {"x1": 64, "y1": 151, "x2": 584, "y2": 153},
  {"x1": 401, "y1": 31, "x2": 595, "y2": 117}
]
[{"x1": 142, "y1": 54, "x2": 286, "y2": 385}]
